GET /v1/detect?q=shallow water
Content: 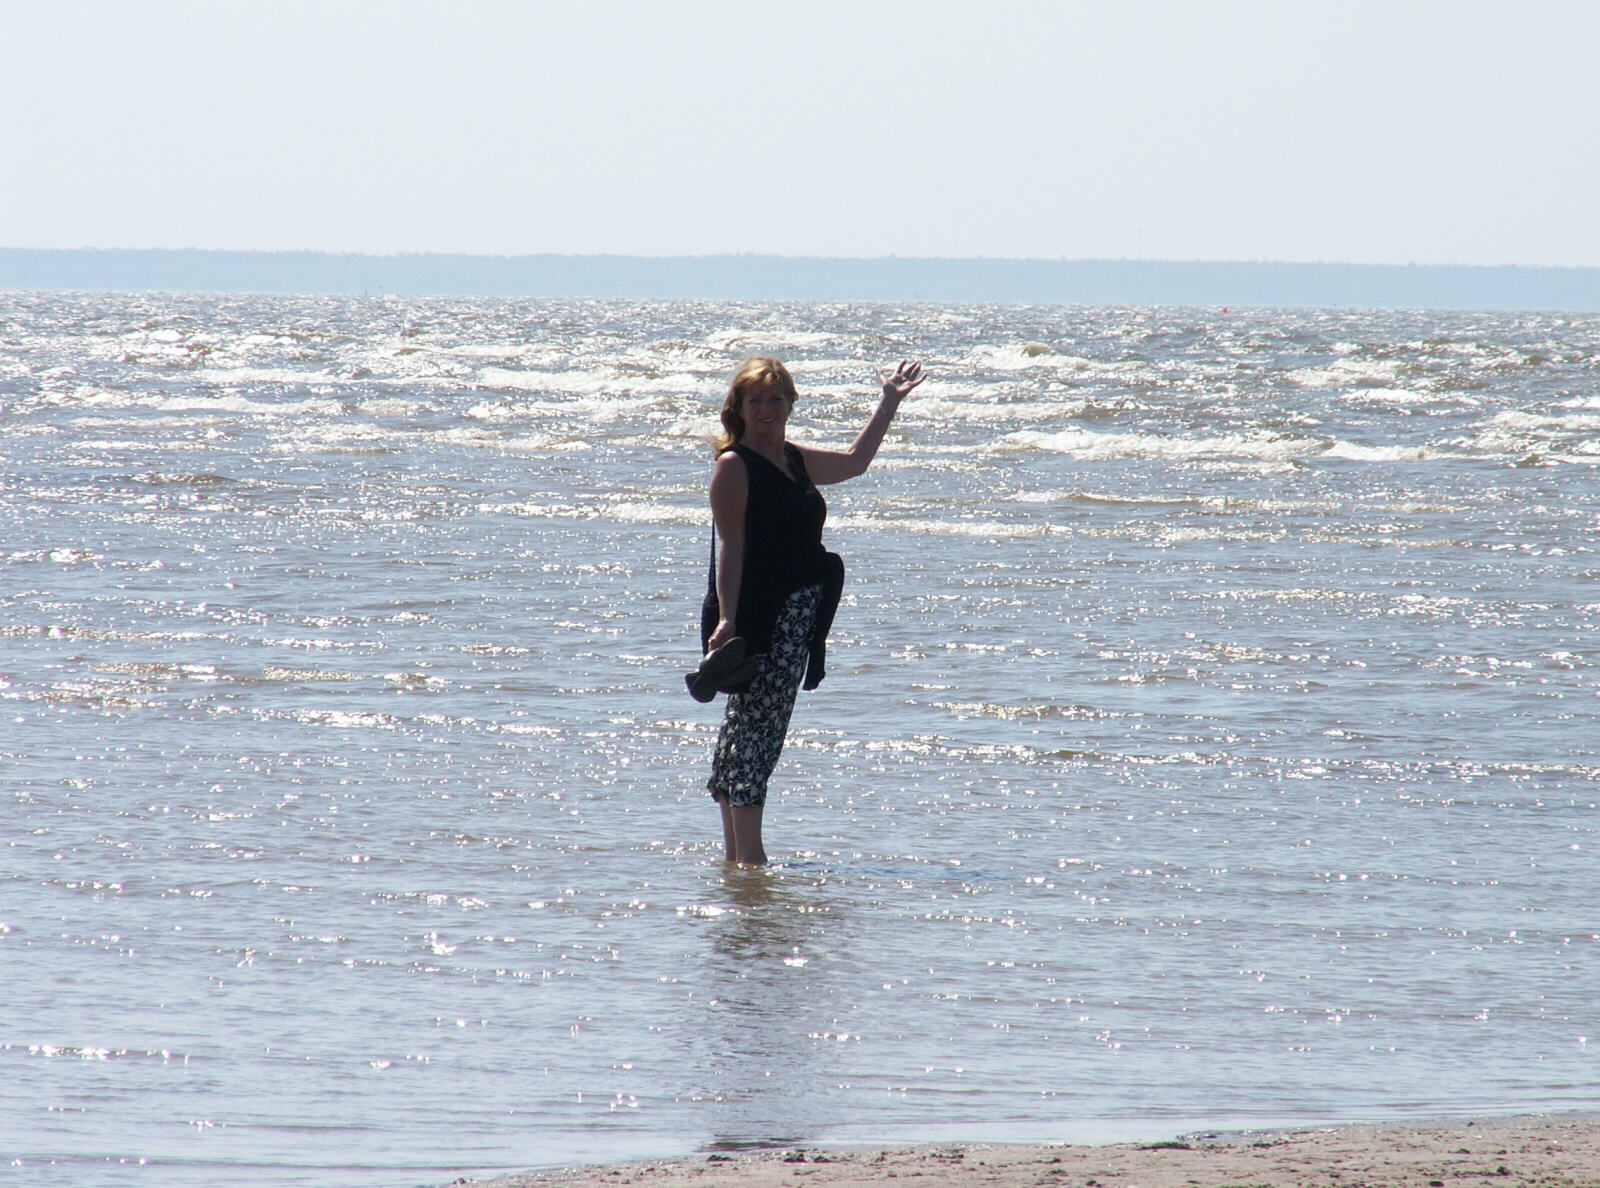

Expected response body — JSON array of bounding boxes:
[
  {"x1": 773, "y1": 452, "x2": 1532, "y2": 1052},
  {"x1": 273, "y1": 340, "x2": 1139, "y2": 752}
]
[{"x1": 2, "y1": 292, "x2": 1596, "y2": 1185}]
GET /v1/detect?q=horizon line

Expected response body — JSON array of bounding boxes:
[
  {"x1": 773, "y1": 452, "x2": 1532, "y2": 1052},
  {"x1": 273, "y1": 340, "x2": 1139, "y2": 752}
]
[{"x1": 6, "y1": 245, "x2": 1599, "y2": 273}]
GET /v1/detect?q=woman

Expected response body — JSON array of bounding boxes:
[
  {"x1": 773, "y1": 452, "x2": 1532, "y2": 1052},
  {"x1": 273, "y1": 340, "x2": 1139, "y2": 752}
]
[{"x1": 700, "y1": 355, "x2": 926, "y2": 865}]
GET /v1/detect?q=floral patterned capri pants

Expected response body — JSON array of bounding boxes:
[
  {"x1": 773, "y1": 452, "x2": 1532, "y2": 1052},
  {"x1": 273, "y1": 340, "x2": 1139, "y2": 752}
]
[{"x1": 707, "y1": 583, "x2": 822, "y2": 808}]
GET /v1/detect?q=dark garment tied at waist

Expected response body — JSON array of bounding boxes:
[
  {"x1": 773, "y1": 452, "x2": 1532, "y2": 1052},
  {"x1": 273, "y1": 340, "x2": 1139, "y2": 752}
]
[{"x1": 701, "y1": 543, "x2": 843, "y2": 692}]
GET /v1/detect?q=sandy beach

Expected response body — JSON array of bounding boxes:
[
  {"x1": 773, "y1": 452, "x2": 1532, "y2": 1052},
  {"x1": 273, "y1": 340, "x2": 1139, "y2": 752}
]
[{"x1": 462, "y1": 1115, "x2": 1600, "y2": 1188}]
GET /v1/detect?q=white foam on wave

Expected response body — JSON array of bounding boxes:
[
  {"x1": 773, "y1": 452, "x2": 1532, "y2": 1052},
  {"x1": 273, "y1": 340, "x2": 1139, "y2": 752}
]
[
  {"x1": 284, "y1": 708, "x2": 400, "y2": 730},
  {"x1": 262, "y1": 666, "x2": 365, "y2": 683},
  {"x1": 604, "y1": 501, "x2": 702, "y2": 526},
  {"x1": 70, "y1": 432, "x2": 209, "y2": 451},
  {"x1": 44, "y1": 385, "x2": 136, "y2": 410},
  {"x1": 444, "y1": 342, "x2": 569, "y2": 362},
  {"x1": 1323, "y1": 441, "x2": 1434, "y2": 462},
  {"x1": 475, "y1": 367, "x2": 566, "y2": 394},
  {"x1": 962, "y1": 347, "x2": 1167, "y2": 394},
  {"x1": 660, "y1": 414, "x2": 721, "y2": 443},
  {"x1": 466, "y1": 399, "x2": 531, "y2": 422},
  {"x1": 905, "y1": 385, "x2": 1096, "y2": 425},
  {"x1": 264, "y1": 422, "x2": 390, "y2": 453},
  {"x1": 829, "y1": 514, "x2": 1051, "y2": 538},
  {"x1": 441, "y1": 405, "x2": 587, "y2": 442},
  {"x1": 158, "y1": 393, "x2": 346, "y2": 418},
  {"x1": 702, "y1": 328, "x2": 844, "y2": 355},
  {"x1": 357, "y1": 398, "x2": 428, "y2": 418},
  {"x1": 1340, "y1": 386, "x2": 1439, "y2": 406},
  {"x1": 964, "y1": 344, "x2": 1096, "y2": 372},
  {"x1": 1285, "y1": 358, "x2": 1408, "y2": 390},
  {"x1": 1465, "y1": 414, "x2": 1600, "y2": 464},
  {"x1": 497, "y1": 433, "x2": 591, "y2": 453},
  {"x1": 623, "y1": 343, "x2": 720, "y2": 372},
  {"x1": 993, "y1": 428, "x2": 1318, "y2": 464},
  {"x1": 566, "y1": 389, "x2": 696, "y2": 423},
  {"x1": 1007, "y1": 489, "x2": 1216, "y2": 509},
  {"x1": 429, "y1": 426, "x2": 587, "y2": 453},
  {"x1": 774, "y1": 363, "x2": 878, "y2": 391},
  {"x1": 476, "y1": 500, "x2": 584, "y2": 519},
  {"x1": 7, "y1": 546, "x2": 98, "y2": 565},
  {"x1": 196, "y1": 366, "x2": 340, "y2": 388},
  {"x1": 1491, "y1": 410, "x2": 1600, "y2": 434},
  {"x1": 476, "y1": 367, "x2": 717, "y2": 402}
]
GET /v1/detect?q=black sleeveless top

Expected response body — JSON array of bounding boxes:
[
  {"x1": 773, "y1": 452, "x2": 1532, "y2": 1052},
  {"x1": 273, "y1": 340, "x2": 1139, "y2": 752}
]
[
  {"x1": 702, "y1": 442, "x2": 845, "y2": 689},
  {"x1": 734, "y1": 442, "x2": 827, "y2": 631}
]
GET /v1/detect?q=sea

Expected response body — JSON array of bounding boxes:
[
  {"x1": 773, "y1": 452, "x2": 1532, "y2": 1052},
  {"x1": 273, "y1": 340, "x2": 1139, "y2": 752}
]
[{"x1": 2, "y1": 291, "x2": 1596, "y2": 1186}]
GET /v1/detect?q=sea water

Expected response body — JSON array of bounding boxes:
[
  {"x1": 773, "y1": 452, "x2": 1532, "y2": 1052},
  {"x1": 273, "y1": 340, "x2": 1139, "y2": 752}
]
[{"x1": 1, "y1": 292, "x2": 1596, "y2": 1186}]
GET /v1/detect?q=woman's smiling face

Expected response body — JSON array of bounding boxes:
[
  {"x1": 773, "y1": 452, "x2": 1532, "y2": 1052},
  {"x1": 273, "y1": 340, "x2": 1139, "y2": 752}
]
[{"x1": 741, "y1": 382, "x2": 792, "y2": 442}]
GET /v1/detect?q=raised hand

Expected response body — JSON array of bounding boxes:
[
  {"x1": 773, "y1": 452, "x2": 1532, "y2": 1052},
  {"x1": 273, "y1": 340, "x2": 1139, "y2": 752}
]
[{"x1": 877, "y1": 359, "x2": 926, "y2": 400}]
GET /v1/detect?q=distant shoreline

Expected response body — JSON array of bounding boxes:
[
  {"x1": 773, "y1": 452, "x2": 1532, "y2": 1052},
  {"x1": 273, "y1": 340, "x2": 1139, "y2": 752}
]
[{"x1": 4, "y1": 248, "x2": 1600, "y2": 311}]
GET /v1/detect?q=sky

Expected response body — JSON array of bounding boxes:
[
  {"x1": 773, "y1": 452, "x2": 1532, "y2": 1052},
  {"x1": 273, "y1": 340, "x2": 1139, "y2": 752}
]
[{"x1": 5, "y1": 0, "x2": 1599, "y2": 267}]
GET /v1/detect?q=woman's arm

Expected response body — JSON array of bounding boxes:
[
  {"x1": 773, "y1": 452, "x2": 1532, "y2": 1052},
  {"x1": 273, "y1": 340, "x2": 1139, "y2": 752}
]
[
  {"x1": 793, "y1": 360, "x2": 925, "y2": 486},
  {"x1": 706, "y1": 450, "x2": 748, "y2": 651}
]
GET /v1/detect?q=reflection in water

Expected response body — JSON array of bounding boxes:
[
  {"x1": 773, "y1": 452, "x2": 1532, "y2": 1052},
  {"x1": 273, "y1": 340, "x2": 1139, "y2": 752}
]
[{"x1": 691, "y1": 866, "x2": 853, "y2": 1150}]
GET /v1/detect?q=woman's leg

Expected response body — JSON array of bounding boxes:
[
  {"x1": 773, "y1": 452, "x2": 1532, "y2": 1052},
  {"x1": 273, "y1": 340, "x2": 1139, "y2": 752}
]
[
  {"x1": 715, "y1": 794, "x2": 766, "y2": 864},
  {"x1": 718, "y1": 795, "x2": 737, "y2": 859},
  {"x1": 705, "y1": 585, "x2": 820, "y2": 864},
  {"x1": 726, "y1": 800, "x2": 765, "y2": 865}
]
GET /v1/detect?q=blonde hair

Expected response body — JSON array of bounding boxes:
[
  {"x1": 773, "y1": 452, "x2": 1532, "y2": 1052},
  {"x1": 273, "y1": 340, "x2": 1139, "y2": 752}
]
[{"x1": 714, "y1": 356, "x2": 798, "y2": 455}]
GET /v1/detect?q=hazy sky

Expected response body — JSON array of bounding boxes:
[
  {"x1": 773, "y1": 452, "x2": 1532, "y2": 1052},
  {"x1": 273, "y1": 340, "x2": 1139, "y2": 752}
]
[{"x1": 6, "y1": 1, "x2": 1598, "y2": 266}]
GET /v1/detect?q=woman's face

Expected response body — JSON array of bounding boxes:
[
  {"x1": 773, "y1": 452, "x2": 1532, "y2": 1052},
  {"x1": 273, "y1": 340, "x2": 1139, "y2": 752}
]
[{"x1": 741, "y1": 382, "x2": 791, "y2": 440}]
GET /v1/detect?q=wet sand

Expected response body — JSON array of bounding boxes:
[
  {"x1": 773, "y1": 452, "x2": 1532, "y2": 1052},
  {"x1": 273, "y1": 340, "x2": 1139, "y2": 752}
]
[{"x1": 459, "y1": 1114, "x2": 1600, "y2": 1188}]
